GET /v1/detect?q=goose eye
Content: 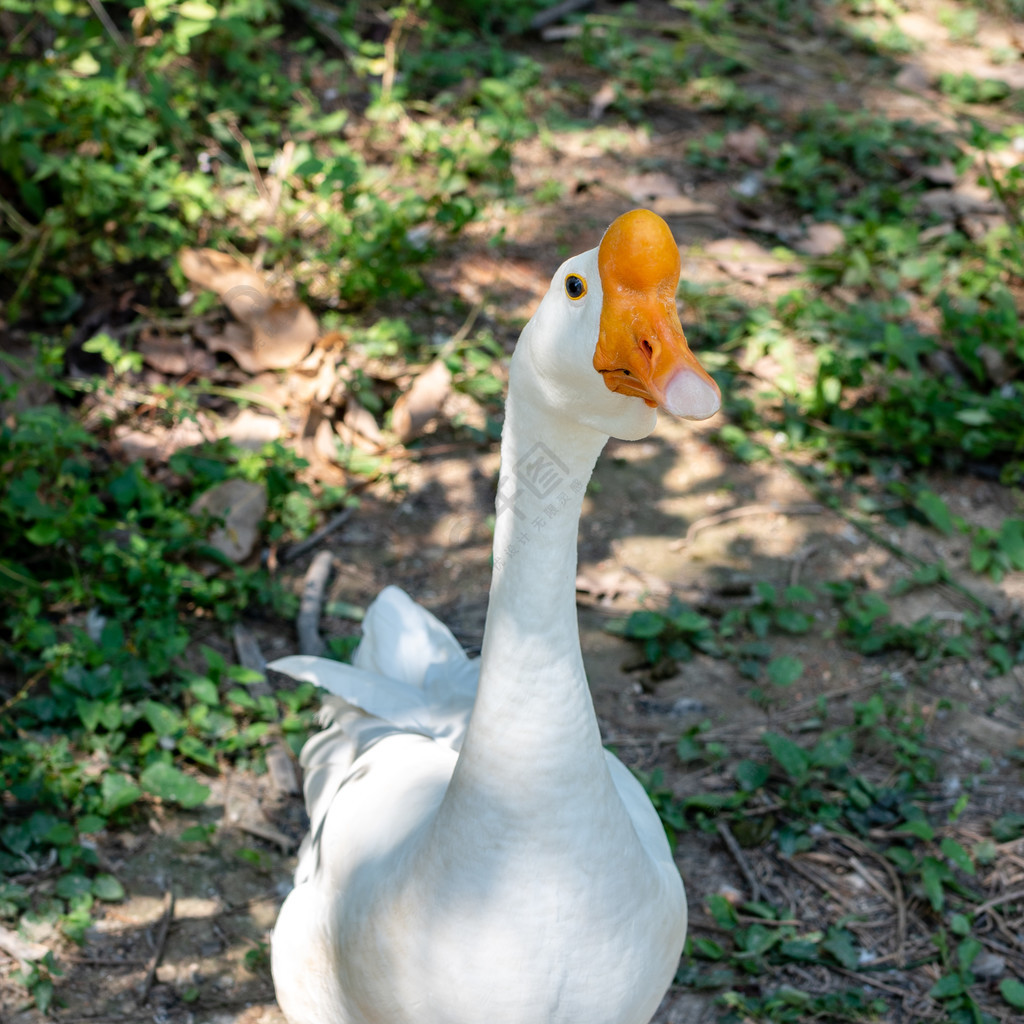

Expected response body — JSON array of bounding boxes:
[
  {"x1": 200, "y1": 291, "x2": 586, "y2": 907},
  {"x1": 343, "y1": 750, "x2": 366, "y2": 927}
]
[{"x1": 564, "y1": 274, "x2": 587, "y2": 300}]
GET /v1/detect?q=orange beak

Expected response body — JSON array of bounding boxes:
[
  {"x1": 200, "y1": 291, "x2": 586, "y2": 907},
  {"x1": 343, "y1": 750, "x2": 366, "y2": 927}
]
[{"x1": 593, "y1": 210, "x2": 721, "y2": 420}]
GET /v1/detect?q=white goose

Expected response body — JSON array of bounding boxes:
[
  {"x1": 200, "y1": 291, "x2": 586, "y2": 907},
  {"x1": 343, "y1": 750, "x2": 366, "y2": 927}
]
[{"x1": 270, "y1": 209, "x2": 721, "y2": 1024}]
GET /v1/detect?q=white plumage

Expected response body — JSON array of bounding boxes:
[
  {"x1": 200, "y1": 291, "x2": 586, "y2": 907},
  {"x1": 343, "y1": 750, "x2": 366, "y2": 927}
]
[{"x1": 270, "y1": 209, "x2": 721, "y2": 1024}]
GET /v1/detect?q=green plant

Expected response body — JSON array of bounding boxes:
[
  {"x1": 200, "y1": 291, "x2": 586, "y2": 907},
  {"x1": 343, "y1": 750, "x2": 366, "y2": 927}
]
[{"x1": 0, "y1": 353, "x2": 326, "y2": 956}]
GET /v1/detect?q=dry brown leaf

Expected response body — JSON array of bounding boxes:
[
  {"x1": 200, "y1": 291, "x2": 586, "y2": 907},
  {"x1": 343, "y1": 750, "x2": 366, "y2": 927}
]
[
  {"x1": 179, "y1": 249, "x2": 268, "y2": 319},
  {"x1": 138, "y1": 330, "x2": 216, "y2": 376},
  {"x1": 590, "y1": 80, "x2": 617, "y2": 119},
  {"x1": 203, "y1": 301, "x2": 318, "y2": 373},
  {"x1": 391, "y1": 358, "x2": 452, "y2": 443},
  {"x1": 796, "y1": 222, "x2": 846, "y2": 257},
  {"x1": 343, "y1": 400, "x2": 384, "y2": 446},
  {"x1": 0, "y1": 925, "x2": 49, "y2": 965},
  {"x1": 190, "y1": 478, "x2": 267, "y2": 563},
  {"x1": 223, "y1": 408, "x2": 282, "y2": 450},
  {"x1": 114, "y1": 418, "x2": 208, "y2": 462},
  {"x1": 705, "y1": 237, "x2": 802, "y2": 286},
  {"x1": 724, "y1": 124, "x2": 769, "y2": 166},
  {"x1": 180, "y1": 248, "x2": 318, "y2": 371},
  {"x1": 624, "y1": 171, "x2": 681, "y2": 203}
]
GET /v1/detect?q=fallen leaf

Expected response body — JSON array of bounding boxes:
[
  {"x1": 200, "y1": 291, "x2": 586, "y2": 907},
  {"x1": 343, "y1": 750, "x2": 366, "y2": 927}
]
[
  {"x1": 705, "y1": 237, "x2": 803, "y2": 286},
  {"x1": 624, "y1": 171, "x2": 681, "y2": 203},
  {"x1": 796, "y1": 222, "x2": 845, "y2": 257},
  {"x1": 266, "y1": 743, "x2": 300, "y2": 796},
  {"x1": 223, "y1": 407, "x2": 282, "y2": 450},
  {"x1": 181, "y1": 248, "x2": 318, "y2": 371},
  {"x1": 203, "y1": 303, "x2": 318, "y2": 373},
  {"x1": 919, "y1": 188, "x2": 1000, "y2": 218},
  {"x1": 313, "y1": 417, "x2": 338, "y2": 463},
  {"x1": 190, "y1": 478, "x2": 267, "y2": 562},
  {"x1": 590, "y1": 79, "x2": 617, "y2": 119},
  {"x1": 179, "y1": 248, "x2": 267, "y2": 317},
  {"x1": 0, "y1": 924, "x2": 49, "y2": 965},
  {"x1": 114, "y1": 418, "x2": 207, "y2": 462},
  {"x1": 919, "y1": 159, "x2": 958, "y2": 186},
  {"x1": 724, "y1": 124, "x2": 769, "y2": 165},
  {"x1": 343, "y1": 400, "x2": 384, "y2": 446},
  {"x1": 894, "y1": 62, "x2": 931, "y2": 93},
  {"x1": 138, "y1": 330, "x2": 216, "y2": 376},
  {"x1": 391, "y1": 358, "x2": 452, "y2": 442}
]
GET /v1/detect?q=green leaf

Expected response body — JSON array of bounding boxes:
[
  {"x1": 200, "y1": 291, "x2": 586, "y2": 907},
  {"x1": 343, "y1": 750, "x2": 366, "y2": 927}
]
[
  {"x1": 899, "y1": 818, "x2": 935, "y2": 842},
  {"x1": 178, "y1": 735, "x2": 217, "y2": 768},
  {"x1": 92, "y1": 874, "x2": 125, "y2": 902},
  {"x1": 140, "y1": 763, "x2": 210, "y2": 809},
  {"x1": 56, "y1": 873, "x2": 92, "y2": 900},
  {"x1": 921, "y1": 856, "x2": 947, "y2": 911},
  {"x1": 763, "y1": 732, "x2": 810, "y2": 781},
  {"x1": 940, "y1": 837, "x2": 975, "y2": 876},
  {"x1": 954, "y1": 408, "x2": 992, "y2": 426},
  {"x1": 822, "y1": 927, "x2": 860, "y2": 969},
  {"x1": 178, "y1": 0, "x2": 217, "y2": 20},
  {"x1": 26, "y1": 522, "x2": 59, "y2": 546},
  {"x1": 915, "y1": 490, "x2": 953, "y2": 534},
  {"x1": 929, "y1": 973, "x2": 964, "y2": 999},
  {"x1": 623, "y1": 610, "x2": 666, "y2": 640},
  {"x1": 180, "y1": 824, "x2": 215, "y2": 843},
  {"x1": 707, "y1": 893, "x2": 738, "y2": 928},
  {"x1": 70, "y1": 52, "x2": 101, "y2": 76},
  {"x1": 188, "y1": 676, "x2": 220, "y2": 705},
  {"x1": 766, "y1": 655, "x2": 804, "y2": 687},
  {"x1": 691, "y1": 937, "x2": 725, "y2": 960},
  {"x1": 1001, "y1": 977, "x2": 1024, "y2": 1009},
  {"x1": 101, "y1": 774, "x2": 141, "y2": 815},
  {"x1": 992, "y1": 813, "x2": 1024, "y2": 842},
  {"x1": 143, "y1": 700, "x2": 184, "y2": 737},
  {"x1": 734, "y1": 759, "x2": 770, "y2": 792},
  {"x1": 671, "y1": 608, "x2": 710, "y2": 633},
  {"x1": 998, "y1": 519, "x2": 1024, "y2": 570}
]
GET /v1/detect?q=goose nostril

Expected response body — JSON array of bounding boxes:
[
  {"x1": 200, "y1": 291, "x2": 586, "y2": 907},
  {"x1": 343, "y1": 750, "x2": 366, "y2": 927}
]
[{"x1": 640, "y1": 339, "x2": 653, "y2": 362}]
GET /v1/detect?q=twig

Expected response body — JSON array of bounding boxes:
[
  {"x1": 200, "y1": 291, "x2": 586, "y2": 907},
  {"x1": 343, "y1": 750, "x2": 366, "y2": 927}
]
[
  {"x1": 138, "y1": 890, "x2": 174, "y2": 1005},
  {"x1": 297, "y1": 550, "x2": 334, "y2": 656},
  {"x1": 780, "y1": 459, "x2": 994, "y2": 615},
  {"x1": 227, "y1": 122, "x2": 269, "y2": 202},
  {"x1": 253, "y1": 140, "x2": 295, "y2": 269},
  {"x1": 85, "y1": 0, "x2": 127, "y2": 50},
  {"x1": 837, "y1": 833, "x2": 909, "y2": 966},
  {"x1": 280, "y1": 507, "x2": 354, "y2": 564},
  {"x1": 530, "y1": 0, "x2": 595, "y2": 31},
  {"x1": 64, "y1": 955, "x2": 148, "y2": 967},
  {"x1": 975, "y1": 888, "x2": 1024, "y2": 918},
  {"x1": 0, "y1": 667, "x2": 47, "y2": 717},
  {"x1": 670, "y1": 503, "x2": 823, "y2": 551},
  {"x1": 717, "y1": 821, "x2": 764, "y2": 903}
]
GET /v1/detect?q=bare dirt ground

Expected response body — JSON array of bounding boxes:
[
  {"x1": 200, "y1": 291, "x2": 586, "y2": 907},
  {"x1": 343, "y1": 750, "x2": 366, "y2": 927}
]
[{"x1": 3, "y1": 2, "x2": 1023, "y2": 1022}]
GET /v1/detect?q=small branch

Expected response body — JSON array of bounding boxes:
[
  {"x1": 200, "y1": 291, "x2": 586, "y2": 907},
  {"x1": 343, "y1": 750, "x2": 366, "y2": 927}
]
[
  {"x1": 281, "y1": 507, "x2": 354, "y2": 564},
  {"x1": 297, "y1": 550, "x2": 334, "y2": 656},
  {"x1": 671, "y1": 502, "x2": 823, "y2": 551},
  {"x1": 530, "y1": 0, "x2": 595, "y2": 31},
  {"x1": 138, "y1": 890, "x2": 174, "y2": 1005},
  {"x1": 717, "y1": 821, "x2": 764, "y2": 903},
  {"x1": 975, "y1": 888, "x2": 1024, "y2": 918},
  {"x1": 228, "y1": 122, "x2": 269, "y2": 202},
  {"x1": 85, "y1": 0, "x2": 128, "y2": 50}
]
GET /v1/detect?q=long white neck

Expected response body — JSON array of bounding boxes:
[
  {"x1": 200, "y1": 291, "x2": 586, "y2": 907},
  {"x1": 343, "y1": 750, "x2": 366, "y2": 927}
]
[{"x1": 436, "y1": 365, "x2": 615, "y2": 832}]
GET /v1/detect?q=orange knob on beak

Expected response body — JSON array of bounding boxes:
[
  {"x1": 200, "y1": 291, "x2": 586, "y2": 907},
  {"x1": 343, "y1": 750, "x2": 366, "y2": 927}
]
[{"x1": 593, "y1": 210, "x2": 721, "y2": 420}]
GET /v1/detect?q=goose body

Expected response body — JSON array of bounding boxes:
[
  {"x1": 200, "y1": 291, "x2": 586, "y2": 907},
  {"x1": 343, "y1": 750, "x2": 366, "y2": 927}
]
[{"x1": 270, "y1": 210, "x2": 721, "y2": 1024}]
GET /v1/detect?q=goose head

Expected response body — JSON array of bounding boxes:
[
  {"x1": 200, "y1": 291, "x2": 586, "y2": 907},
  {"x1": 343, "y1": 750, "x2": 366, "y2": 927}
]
[{"x1": 514, "y1": 208, "x2": 721, "y2": 442}]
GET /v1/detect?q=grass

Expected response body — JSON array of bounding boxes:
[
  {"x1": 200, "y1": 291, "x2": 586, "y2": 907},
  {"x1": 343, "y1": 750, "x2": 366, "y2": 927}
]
[{"x1": 1, "y1": 0, "x2": 1023, "y2": 1019}]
